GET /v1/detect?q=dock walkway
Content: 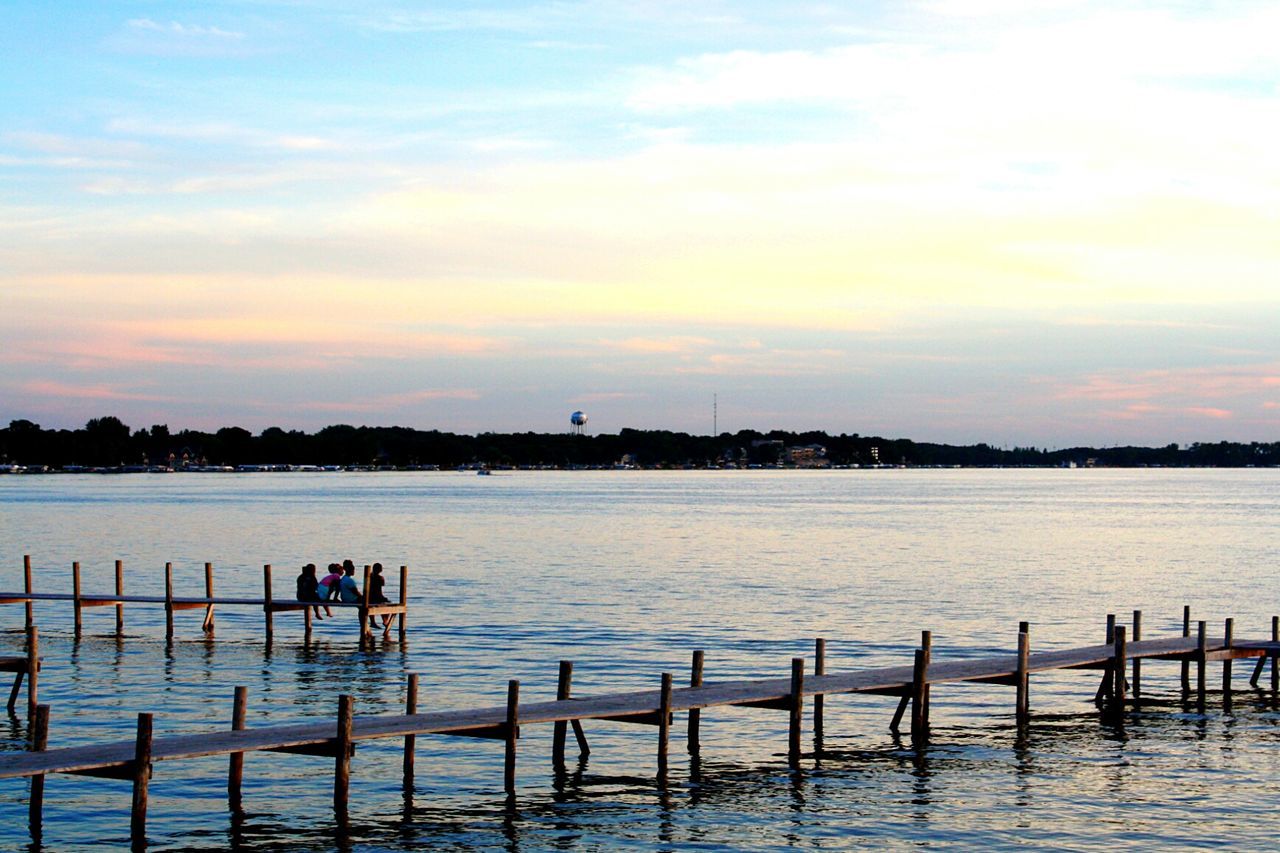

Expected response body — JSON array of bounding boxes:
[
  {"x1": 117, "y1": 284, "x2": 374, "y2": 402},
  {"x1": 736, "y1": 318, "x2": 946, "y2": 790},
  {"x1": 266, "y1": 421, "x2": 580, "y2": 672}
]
[
  {"x1": 3, "y1": 556, "x2": 408, "y2": 642},
  {"x1": 2, "y1": 609, "x2": 1278, "y2": 849}
]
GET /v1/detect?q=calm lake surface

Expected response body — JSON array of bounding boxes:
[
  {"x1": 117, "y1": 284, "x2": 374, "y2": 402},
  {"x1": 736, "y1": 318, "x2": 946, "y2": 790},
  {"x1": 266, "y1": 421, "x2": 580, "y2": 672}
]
[{"x1": 1, "y1": 469, "x2": 1279, "y2": 850}]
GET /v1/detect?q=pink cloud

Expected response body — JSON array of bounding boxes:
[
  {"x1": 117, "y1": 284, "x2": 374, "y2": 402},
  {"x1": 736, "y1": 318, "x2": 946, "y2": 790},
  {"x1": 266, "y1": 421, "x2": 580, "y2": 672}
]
[
  {"x1": 19, "y1": 379, "x2": 172, "y2": 402},
  {"x1": 297, "y1": 389, "x2": 482, "y2": 413}
]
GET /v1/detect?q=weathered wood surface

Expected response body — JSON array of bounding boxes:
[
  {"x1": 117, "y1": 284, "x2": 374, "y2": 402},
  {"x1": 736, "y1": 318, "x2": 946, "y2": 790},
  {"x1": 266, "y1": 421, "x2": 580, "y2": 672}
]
[{"x1": 1, "y1": 633, "x2": 1266, "y2": 782}]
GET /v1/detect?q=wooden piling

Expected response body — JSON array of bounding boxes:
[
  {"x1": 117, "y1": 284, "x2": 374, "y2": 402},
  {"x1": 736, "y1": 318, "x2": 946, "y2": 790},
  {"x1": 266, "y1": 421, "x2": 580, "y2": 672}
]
[
  {"x1": 814, "y1": 638, "x2": 826, "y2": 744},
  {"x1": 657, "y1": 672, "x2": 673, "y2": 775},
  {"x1": 164, "y1": 562, "x2": 174, "y2": 640},
  {"x1": 229, "y1": 686, "x2": 247, "y2": 807},
  {"x1": 909, "y1": 648, "x2": 929, "y2": 743},
  {"x1": 688, "y1": 650, "x2": 704, "y2": 754},
  {"x1": 360, "y1": 565, "x2": 372, "y2": 640},
  {"x1": 1016, "y1": 630, "x2": 1030, "y2": 725},
  {"x1": 1131, "y1": 610, "x2": 1142, "y2": 705},
  {"x1": 1019, "y1": 621, "x2": 1030, "y2": 710},
  {"x1": 203, "y1": 562, "x2": 216, "y2": 634},
  {"x1": 1096, "y1": 615, "x2": 1116, "y2": 704},
  {"x1": 920, "y1": 631, "x2": 932, "y2": 720},
  {"x1": 262, "y1": 565, "x2": 273, "y2": 642},
  {"x1": 72, "y1": 561, "x2": 82, "y2": 638},
  {"x1": 548, "y1": 662, "x2": 590, "y2": 762},
  {"x1": 397, "y1": 565, "x2": 408, "y2": 642},
  {"x1": 334, "y1": 695, "x2": 354, "y2": 814},
  {"x1": 26, "y1": 626, "x2": 38, "y2": 721},
  {"x1": 23, "y1": 555, "x2": 33, "y2": 633},
  {"x1": 1196, "y1": 620, "x2": 1207, "y2": 709},
  {"x1": 1273, "y1": 615, "x2": 1279, "y2": 694},
  {"x1": 1110, "y1": 625, "x2": 1127, "y2": 720},
  {"x1": 403, "y1": 674, "x2": 418, "y2": 790},
  {"x1": 28, "y1": 703, "x2": 48, "y2": 840},
  {"x1": 130, "y1": 712, "x2": 153, "y2": 850},
  {"x1": 1222, "y1": 617, "x2": 1234, "y2": 704},
  {"x1": 1180, "y1": 605, "x2": 1191, "y2": 694},
  {"x1": 788, "y1": 657, "x2": 804, "y2": 766},
  {"x1": 504, "y1": 680, "x2": 519, "y2": 795},
  {"x1": 553, "y1": 661, "x2": 573, "y2": 766},
  {"x1": 115, "y1": 560, "x2": 125, "y2": 636}
]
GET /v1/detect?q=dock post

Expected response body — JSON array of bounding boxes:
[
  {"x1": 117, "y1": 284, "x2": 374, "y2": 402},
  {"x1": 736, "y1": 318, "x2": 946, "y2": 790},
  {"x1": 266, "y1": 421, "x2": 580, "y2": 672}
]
[
  {"x1": 1180, "y1": 605, "x2": 1191, "y2": 694},
  {"x1": 658, "y1": 672, "x2": 673, "y2": 776},
  {"x1": 23, "y1": 555, "x2": 33, "y2": 633},
  {"x1": 922, "y1": 631, "x2": 934, "y2": 716},
  {"x1": 262, "y1": 565, "x2": 274, "y2": 643},
  {"x1": 1196, "y1": 620, "x2": 1207, "y2": 710},
  {"x1": 115, "y1": 560, "x2": 125, "y2": 636},
  {"x1": 229, "y1": 686, "x2": 247, "y2": 807},
  {"x1": 304, "y1": 605, "x2": 313, "y2": 641},
  {"x1": 788, "y1": 657, "x2": 804, "y2": 767},
  {"x1": 203, "y1": 562, "x2": 216, "y2": 634},
  {"x1": 553, "y1": 661, "x2": 573, "y2": 766},
  {"x1": 1272, "y1": 615, "x2": 1279, "y2": 694},
  {"x1": 814, "y1": 638, "x2": 826, "y2": 745},
  {"x1": 688, "y1": 650, "x2": 704, "y2": 754},
  {"x1": 28, "y1": 703, "x2": 49, "y2": 841},
  {"x1": 551, "y1": 662, "x2": 589, "y2": 764},
  {"x1": 1109, "y1": 626, "x2": 1127, "y2": 721},
  {"x1": 164, "y1": 562, "x2": 174, "y2": 640},
  {"x1": 26, "y1": 626, "x2": 38, "y2": 721},
  {"x1": 1019, "y1": 621, "x2": 1030, "y2": 711},
  {"x1": 334, "y1": 695, "x2": 354, "y2": 816},
  {"x1": 130, "y1": 712, "x2": 154, "y2": 851},
  {"x1": 1222, "y1": 617, "x2": 1234, "y2": 707},
  {"x1": 72, "y1": 561, "x2": 82, "y2": 638},
  {"x1": 910, "y1": 648, "x2": 930, "y2": 744},
  {"x1": 10, "y1": 626, "x2": 37, "y2": 717},
  {"x1": 1131, "y1": 610, "x2": 1142, "y2": 706},
  {"x1": 504, "y1": 680, "x2": 519, "y2": 796},
  {"x1": 1095, "y1": 615, "x2": 1116, "y2": 704},
  {"x1": 1016, "y1": 630, "x2": 1030, "y2": 725},
  {"x1": 403, "y1": 673, "x2": 418, "y2": 790},
  {"x1": 397, "y1": 565, "x2": 408, "y2": 642},
  {"x1": 360, "y1": 565, "x2": 372, "y2": 642}
]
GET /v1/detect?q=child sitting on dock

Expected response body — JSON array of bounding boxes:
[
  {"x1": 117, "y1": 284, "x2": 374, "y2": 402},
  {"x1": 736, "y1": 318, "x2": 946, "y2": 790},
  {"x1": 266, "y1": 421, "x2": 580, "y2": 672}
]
[
  {"x1": 295, "y1": 564, "x2": 331, "y2": 618},
  {"x1": 319, "y1": 564, "x2": 343, "y2": 602},
  {"x1": 337, "y1": 561, "x2": 361, "y2": 603},
  {"x1": 368, "y1": 562, "x2": 393, "y2": 636}
]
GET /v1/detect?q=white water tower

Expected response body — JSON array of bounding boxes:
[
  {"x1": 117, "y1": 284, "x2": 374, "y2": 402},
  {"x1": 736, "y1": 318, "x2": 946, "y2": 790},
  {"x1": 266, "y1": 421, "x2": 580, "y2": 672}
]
[{"x1": 570, "y1": 410, "x2": 588, "y2": 436}]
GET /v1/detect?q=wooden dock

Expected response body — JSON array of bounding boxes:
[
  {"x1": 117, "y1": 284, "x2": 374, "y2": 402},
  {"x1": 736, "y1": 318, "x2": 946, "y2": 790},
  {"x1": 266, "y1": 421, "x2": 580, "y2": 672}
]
[
  {"x1": 2, "y1": 555, "x2": 409, "y2": 642},
  {"x1": 1, "y1": 609, "x2": 1277, "y2": 849}
]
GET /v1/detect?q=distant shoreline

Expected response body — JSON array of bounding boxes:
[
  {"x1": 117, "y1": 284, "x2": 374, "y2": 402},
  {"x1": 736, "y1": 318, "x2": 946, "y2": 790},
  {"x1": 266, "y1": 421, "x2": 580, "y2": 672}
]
[{"x1": 4, "y1": 417, "x2": 1277, "y2": 470}]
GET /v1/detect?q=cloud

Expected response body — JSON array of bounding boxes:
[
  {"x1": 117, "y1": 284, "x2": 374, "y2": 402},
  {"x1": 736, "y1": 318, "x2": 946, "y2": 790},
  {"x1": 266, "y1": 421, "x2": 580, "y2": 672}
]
[
  {"x1": 297, "y1": 389, "x2": 482, "y2": 413},
  {"x1": 127, "y1": 18, "x2": 244, "y2": 40},
  {"x1": 18, "y1": 379, "x2": 172, "y2": 403},
  {"x1": 599, "y1": 336, "x2": 714, "y2": 354}
]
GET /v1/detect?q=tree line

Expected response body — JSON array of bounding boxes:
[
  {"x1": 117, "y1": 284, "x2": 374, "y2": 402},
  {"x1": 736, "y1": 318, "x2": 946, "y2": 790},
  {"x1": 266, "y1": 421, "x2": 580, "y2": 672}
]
[{"x1": 1, "y1": 416, "x2": 1277, "y2": 469}]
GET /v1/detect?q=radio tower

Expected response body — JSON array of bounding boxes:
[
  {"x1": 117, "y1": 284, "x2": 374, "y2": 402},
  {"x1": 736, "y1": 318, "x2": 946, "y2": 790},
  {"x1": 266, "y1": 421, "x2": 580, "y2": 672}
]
[{"x1": 713, "y1": 393, "x2": 717, "y2": 437}]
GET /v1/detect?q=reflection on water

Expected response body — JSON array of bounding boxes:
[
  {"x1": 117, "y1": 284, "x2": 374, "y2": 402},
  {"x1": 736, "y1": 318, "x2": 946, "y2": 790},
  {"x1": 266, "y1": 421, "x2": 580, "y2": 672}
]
[{"x1": 0, "y1": 470, "x2": 1279, "y2": 849}]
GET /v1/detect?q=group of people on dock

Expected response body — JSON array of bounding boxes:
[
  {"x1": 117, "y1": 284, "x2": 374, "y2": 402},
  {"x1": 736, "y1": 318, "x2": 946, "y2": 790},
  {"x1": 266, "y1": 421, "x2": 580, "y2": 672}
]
[{"x1": 295, "y1": 559, "x2": 394, "y2": 636}]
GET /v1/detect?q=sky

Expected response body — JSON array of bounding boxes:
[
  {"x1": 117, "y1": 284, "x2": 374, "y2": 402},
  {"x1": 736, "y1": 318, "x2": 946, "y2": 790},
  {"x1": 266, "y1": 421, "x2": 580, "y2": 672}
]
[{"x1": 1, "y1": 1, "x2": 1278, "y2": 446}]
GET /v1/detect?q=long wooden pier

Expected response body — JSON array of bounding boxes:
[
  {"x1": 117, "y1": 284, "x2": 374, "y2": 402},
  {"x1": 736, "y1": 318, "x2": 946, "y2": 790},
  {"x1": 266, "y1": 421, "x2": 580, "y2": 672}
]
[
  {"x1": 2, "y1": 555, "x2": 409, "y2": 642},
  {"x1": 2, "y1": 609, "x2": 1278, "y2": 849}
]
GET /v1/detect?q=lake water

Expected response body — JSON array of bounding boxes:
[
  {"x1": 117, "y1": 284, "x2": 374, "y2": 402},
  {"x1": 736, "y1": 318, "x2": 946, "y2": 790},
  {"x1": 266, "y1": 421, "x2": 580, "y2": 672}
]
[{"x1": 1, "y1": 469, "x2": 1279, "y2": 850}]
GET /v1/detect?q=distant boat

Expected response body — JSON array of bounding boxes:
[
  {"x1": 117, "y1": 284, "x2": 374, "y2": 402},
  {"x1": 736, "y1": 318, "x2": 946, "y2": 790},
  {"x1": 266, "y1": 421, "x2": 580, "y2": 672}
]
[{"x1": 477, "y1": 469, "x2": 491, "y2": 476}]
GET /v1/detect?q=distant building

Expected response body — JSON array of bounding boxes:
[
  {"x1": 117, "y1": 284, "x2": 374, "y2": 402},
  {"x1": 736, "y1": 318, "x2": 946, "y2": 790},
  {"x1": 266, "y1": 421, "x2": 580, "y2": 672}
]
[{"x1": 786, "y1": 444, "x2": 830, "y2": 468}]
